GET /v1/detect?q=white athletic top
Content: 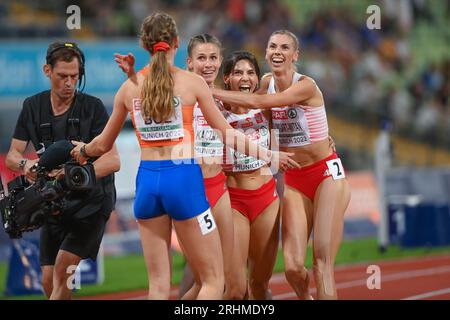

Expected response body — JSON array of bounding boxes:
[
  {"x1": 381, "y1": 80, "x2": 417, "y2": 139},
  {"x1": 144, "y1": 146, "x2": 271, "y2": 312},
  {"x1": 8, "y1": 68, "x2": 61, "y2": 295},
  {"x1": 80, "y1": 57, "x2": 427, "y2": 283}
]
[
  {"x1": 193, "y1": 99, "x2": 225, "y2": 158},
  {"x1": 268, "y1": 72, "x2": 328, "y2": 147},
  {"x1": 222, "y1": 108, "x2": 270, "y2": 172}
]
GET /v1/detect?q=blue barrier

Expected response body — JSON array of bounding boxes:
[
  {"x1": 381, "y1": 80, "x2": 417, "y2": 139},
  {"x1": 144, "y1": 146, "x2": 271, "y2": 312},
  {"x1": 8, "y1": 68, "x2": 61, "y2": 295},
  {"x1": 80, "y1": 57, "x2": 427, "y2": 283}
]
[
  {"x1": 388, "y1": 198, "x2": 450, "y2": 248},
  {"x1": 5, "y1": 239, "x2": 43, "y2": 296},
  {"x1": 5, "y1": 238, "x2": 104, "y2": 296}
]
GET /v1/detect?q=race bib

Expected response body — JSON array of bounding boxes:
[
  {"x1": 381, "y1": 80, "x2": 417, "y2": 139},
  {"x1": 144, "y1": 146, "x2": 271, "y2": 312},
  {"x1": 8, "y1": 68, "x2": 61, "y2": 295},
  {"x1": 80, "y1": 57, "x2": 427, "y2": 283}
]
[
  {"x1": 194, "y1": 104, "x2": 224, "y2": 157},
  {"x1": 196, "y1": 209, "x2": 216, "y2": 235},
  {"x1": 132, "y1": 97, "x2": 184, "y2": 141},
  {"x1": 326, "y1": 158, "x2": 346, "y2": 180},
  {"x1": 224, "y1": 110, "x2": 270, "y2": 172},
  {"x1": 272, "y1": 106, "x2": 310, "y2": 147}
]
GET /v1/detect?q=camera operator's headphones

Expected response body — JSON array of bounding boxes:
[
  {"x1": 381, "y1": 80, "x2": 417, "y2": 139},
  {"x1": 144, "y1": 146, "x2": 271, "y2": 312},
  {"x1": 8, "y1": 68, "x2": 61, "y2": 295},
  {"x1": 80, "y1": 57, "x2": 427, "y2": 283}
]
[{"x1": 46, "y1": 42, "x2": 86, "y2": 91}]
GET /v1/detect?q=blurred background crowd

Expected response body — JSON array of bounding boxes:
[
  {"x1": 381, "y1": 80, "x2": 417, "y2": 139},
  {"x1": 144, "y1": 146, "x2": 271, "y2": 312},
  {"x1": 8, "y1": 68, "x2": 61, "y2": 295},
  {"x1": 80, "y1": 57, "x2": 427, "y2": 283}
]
[
  {"x1": 0, "y1": 0, "x2": 450, "y2": 298},
  {"x1": 0, "y1": 0, "x2": 449, "y2": 167}
]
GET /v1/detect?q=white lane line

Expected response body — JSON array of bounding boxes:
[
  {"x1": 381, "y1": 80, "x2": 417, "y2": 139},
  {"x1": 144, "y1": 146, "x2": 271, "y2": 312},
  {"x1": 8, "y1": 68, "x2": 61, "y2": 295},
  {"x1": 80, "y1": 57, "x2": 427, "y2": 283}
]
[
  {"x1": 273, "y1": 265, "x2": 450, "y2": 300},
  {"x1": 124, "y1": 257, "x2": 450, "y2": 300},
  {"x1": 403, "y1": 287, "x2": 450, "y2": 300}
]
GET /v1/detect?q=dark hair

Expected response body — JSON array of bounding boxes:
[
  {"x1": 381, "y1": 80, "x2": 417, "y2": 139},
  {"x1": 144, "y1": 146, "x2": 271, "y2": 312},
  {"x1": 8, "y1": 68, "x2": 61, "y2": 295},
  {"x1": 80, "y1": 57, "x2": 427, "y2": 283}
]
[
  {"x1": 222, "y1": 51, "x2": 261, "y2": 90},
  {"x1": 187, "y1": 33, "x2": 223, "y2": 58},
  {"x1": 139, "y1": 12, "x2": 178, "y2": 122},
  {"x1": 46, "y1": 41, "x2": 85, "y2": 89}
]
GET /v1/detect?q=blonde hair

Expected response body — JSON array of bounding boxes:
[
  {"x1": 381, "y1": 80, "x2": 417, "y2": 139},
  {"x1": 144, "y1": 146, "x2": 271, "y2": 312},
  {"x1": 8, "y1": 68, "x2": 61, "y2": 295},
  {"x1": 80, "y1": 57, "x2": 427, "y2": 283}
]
[{"x1": 139, "y1": 12, "x2": 178, "y2": 122}]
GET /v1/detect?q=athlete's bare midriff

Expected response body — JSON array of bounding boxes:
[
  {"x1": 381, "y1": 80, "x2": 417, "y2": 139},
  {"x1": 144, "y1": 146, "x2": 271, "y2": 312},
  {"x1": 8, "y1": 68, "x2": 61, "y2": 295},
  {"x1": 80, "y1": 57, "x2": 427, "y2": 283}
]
[
  {"x1": 226, "y1": 165, "x2": 273, "y2": 190},
  {"x1": 140, "y1": 143, "x2": 194, "y2": 161},
  {"x1": 281, "y1": 138, "x2": 333, "y2": 167}
]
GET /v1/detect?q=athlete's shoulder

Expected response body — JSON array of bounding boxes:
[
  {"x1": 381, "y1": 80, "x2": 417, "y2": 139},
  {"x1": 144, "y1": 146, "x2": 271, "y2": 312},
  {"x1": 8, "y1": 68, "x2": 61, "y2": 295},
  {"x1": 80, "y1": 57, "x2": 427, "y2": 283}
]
[
  {"x1": 179, "y1": 69, "x2": 208, "y2": 88},
  {"x1": 261, "y1": 72, "x2": 273, "y2": 82},
  {"x1": 297, "y1": 74, "x2": 316, "y2": 86},
  {"x1": 177, "y1": 68, "x2": 202, "y2": 81}
]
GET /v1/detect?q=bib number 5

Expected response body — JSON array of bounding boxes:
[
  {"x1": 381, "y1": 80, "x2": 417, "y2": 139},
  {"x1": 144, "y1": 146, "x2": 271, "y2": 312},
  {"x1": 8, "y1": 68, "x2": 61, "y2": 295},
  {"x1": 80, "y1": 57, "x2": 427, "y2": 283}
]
[{"x1": 197, "y1": 209, "x2": 217, "y2": 235}]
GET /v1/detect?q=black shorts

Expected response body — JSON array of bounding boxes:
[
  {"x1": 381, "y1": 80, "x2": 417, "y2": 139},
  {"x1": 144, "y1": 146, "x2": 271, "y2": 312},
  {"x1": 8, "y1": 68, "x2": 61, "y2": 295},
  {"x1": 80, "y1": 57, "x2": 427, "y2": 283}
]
[{"x1": 39, "y1": 211, "x2": 109, "y2": 266}]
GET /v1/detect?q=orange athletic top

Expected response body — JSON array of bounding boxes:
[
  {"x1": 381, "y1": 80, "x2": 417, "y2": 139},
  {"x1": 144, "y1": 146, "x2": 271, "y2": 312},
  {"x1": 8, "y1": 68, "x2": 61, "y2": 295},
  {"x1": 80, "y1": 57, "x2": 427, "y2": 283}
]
[
  {"x1": 138, "y1": 65, "x2": 150, "y2": 76},
  {"x1": 131, "y1": 66, "x2": 194, "y2": 147},
  {"x1": 130, "y1": 100, "x2": 194, "y2": 147}
]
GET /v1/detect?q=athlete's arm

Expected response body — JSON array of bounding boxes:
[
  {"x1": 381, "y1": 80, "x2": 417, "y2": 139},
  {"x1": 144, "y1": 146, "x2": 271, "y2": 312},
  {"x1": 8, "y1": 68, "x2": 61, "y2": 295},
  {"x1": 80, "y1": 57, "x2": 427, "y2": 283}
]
[
  {"x1": 71, "y1": 83, "x2": 128, "y2": 164},
  {"x1": 212, "y1": 76, "x2": 316, "y2": 109},
  {"x1": 194, "y1": 74, "x2": 299, "y2": 169}
]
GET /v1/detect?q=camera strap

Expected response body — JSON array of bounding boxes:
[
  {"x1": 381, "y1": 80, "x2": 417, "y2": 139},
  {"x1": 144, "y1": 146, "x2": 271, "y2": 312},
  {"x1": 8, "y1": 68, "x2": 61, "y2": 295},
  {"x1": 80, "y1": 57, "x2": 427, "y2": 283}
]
[{"x1": 38, "y1": 93, "x2": 84, "y2": 150}]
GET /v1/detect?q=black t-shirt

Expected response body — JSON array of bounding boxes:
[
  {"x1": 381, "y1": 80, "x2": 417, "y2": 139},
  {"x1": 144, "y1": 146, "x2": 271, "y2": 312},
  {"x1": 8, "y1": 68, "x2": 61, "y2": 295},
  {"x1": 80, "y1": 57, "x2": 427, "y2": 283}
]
[
  {"x1": 13, "y1": 90, "x2": 116, "y2": 220},
  {"x1": 51, "y1": 110, "x2": 70, "y2": 142},
  {"x1": 13, "y1": 90, "x2": 108, "y2": 146}
]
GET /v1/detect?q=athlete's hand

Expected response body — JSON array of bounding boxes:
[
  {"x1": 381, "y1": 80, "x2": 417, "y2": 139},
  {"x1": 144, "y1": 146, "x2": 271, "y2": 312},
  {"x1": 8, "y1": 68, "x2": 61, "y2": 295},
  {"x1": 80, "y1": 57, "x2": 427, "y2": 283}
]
[
  {"x1": 269, "y1": 150, "x2": 300, "y2": 173},
  {"x1": 114, "y1": 52, "x2": 136, "y2": 78},
  {"x1": 70, "y1": 140, "x2": 88, "y2": 165}
]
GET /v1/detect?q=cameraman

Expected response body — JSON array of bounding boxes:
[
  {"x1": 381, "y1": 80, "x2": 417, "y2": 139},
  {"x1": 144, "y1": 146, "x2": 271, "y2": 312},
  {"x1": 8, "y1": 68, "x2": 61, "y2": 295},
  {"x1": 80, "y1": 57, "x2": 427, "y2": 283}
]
[{"x1": 5, "y1": 42, "x2": 120, "y2": 300}]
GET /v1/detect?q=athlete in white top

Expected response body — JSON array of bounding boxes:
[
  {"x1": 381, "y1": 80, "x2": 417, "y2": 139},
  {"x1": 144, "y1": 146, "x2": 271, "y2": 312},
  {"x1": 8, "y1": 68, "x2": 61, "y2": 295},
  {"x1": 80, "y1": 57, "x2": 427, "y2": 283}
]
[{"x1": 212, "y1": 30, "x2": 351, "y2": 300}]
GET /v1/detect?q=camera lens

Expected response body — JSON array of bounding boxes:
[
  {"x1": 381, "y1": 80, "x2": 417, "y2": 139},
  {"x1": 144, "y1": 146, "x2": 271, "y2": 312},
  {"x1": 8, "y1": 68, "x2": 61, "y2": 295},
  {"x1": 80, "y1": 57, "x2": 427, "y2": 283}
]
[{"x1": 69, "y1": 167, "x2": 89, "y2": 187}]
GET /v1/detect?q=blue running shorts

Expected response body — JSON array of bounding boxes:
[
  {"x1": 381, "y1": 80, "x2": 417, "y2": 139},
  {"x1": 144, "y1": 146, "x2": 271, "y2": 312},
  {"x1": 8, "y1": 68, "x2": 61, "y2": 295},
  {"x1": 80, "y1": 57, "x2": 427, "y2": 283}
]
[{"x1": 134, "y1": 159, "x2": 210, "y2": 221}]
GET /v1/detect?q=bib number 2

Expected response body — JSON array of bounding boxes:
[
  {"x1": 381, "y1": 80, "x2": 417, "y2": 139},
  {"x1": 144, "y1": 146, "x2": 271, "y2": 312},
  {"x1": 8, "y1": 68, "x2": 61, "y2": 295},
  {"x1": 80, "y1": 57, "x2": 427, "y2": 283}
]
[
  {"x1": 197, "y1": 209, "x2": 216, "y2": 235},
  {"x1": 326, "y1": 158, "x2": 346, "y2": 180}
]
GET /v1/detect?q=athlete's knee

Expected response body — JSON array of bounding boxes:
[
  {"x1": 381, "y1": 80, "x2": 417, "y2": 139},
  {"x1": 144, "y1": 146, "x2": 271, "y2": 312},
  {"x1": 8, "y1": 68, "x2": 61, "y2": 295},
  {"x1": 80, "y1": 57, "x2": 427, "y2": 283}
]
[
  {"x1": 284, "y1": 256, "x2": 307, "y2": 280},
  {"x1": 313, "y1": 256, "x2": 333, "y2": 276}
]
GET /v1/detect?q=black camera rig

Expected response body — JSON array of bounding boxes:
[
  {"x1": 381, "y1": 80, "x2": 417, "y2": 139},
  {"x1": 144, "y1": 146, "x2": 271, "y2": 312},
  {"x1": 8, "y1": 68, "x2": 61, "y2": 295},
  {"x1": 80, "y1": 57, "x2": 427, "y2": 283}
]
[{"x1": 0, "y1": 140, "x2": 96, "y2": 239}]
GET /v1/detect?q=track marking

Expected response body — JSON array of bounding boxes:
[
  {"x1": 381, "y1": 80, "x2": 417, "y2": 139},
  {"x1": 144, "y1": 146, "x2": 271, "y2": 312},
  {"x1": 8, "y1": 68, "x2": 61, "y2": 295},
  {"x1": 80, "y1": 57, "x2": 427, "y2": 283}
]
[
  {"x1": 273, "y1": 265, "x2": 450, "y2": 300},
  {"x1": 108, "y1": 255, "x2": 450, "y2": 300},
  {"x1": 403, "y1": 287, "x2": 450, "y2": 300}
]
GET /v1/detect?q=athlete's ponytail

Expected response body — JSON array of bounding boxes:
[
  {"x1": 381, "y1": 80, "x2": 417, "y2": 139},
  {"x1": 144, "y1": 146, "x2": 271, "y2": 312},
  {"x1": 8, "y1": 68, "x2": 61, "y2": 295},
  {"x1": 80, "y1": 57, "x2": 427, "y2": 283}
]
[{"x1": 140, "y1": 12, "x2": 178, "y2": 123}]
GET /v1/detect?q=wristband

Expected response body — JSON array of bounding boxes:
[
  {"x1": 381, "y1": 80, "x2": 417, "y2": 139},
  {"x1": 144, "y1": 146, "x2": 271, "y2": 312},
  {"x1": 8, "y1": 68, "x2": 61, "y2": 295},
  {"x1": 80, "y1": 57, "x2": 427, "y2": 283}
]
[
  {"x1": 79, "y1": 144, "x2": 90, "y2": 158},
  {"x1": 18, "y1": 159, "x2": 27, "y2": 171}
]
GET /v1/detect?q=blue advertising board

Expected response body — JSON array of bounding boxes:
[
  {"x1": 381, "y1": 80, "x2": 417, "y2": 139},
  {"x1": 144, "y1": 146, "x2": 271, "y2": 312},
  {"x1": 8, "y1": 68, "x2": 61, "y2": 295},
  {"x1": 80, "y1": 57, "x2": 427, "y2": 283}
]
[{"x1": 0, "y1": 40, "x2": 188, "y2": 97}]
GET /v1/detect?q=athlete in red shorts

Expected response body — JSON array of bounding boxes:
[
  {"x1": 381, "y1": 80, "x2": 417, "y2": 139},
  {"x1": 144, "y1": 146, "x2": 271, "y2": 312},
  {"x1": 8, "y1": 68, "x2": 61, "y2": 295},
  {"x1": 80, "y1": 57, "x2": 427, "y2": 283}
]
[
  {"x1": 221, "y1": 51, "x2": 280, "y2": 300},
  {"x1": 213, "y1": 30, "x2": 351, "y2": 300}
]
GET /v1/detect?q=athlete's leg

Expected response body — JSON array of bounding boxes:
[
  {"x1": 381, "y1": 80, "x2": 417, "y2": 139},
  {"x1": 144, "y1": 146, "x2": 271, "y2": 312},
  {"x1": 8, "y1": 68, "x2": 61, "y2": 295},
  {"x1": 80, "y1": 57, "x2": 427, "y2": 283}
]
[
  {"x1": 248, "y1": 198, "x2": 280, "y2": 300},
  {"x1": 178, "y1": 238, "x2": 201, "y2": 300},
  {"x1": 212, "y1": 191, "x2": 234, "y2": 297},
  {"x1": 176, "y1": 232, "x2": 201, "y2": 300},
  {"x1": 282, "y1": 185, "x2": 314, "y2": 300},
  {"x1": 137, "y1": 214, "x2": 173, "y2": 300},
  {"x1": 50, "y1": 250, "x2": 81, "y2": 300},
  {"x1": 223, "y1": 209, "x2": 250, "y2": 300},
  {"x1": 173, "y1": 210, "x2": 224, "y2": 300},
  {"x1": 179, "y1": 191, "x2": 233, "y2": 299},
  {"x1": 312, "y1": 178, "x2": 350, "y2": 300}
]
